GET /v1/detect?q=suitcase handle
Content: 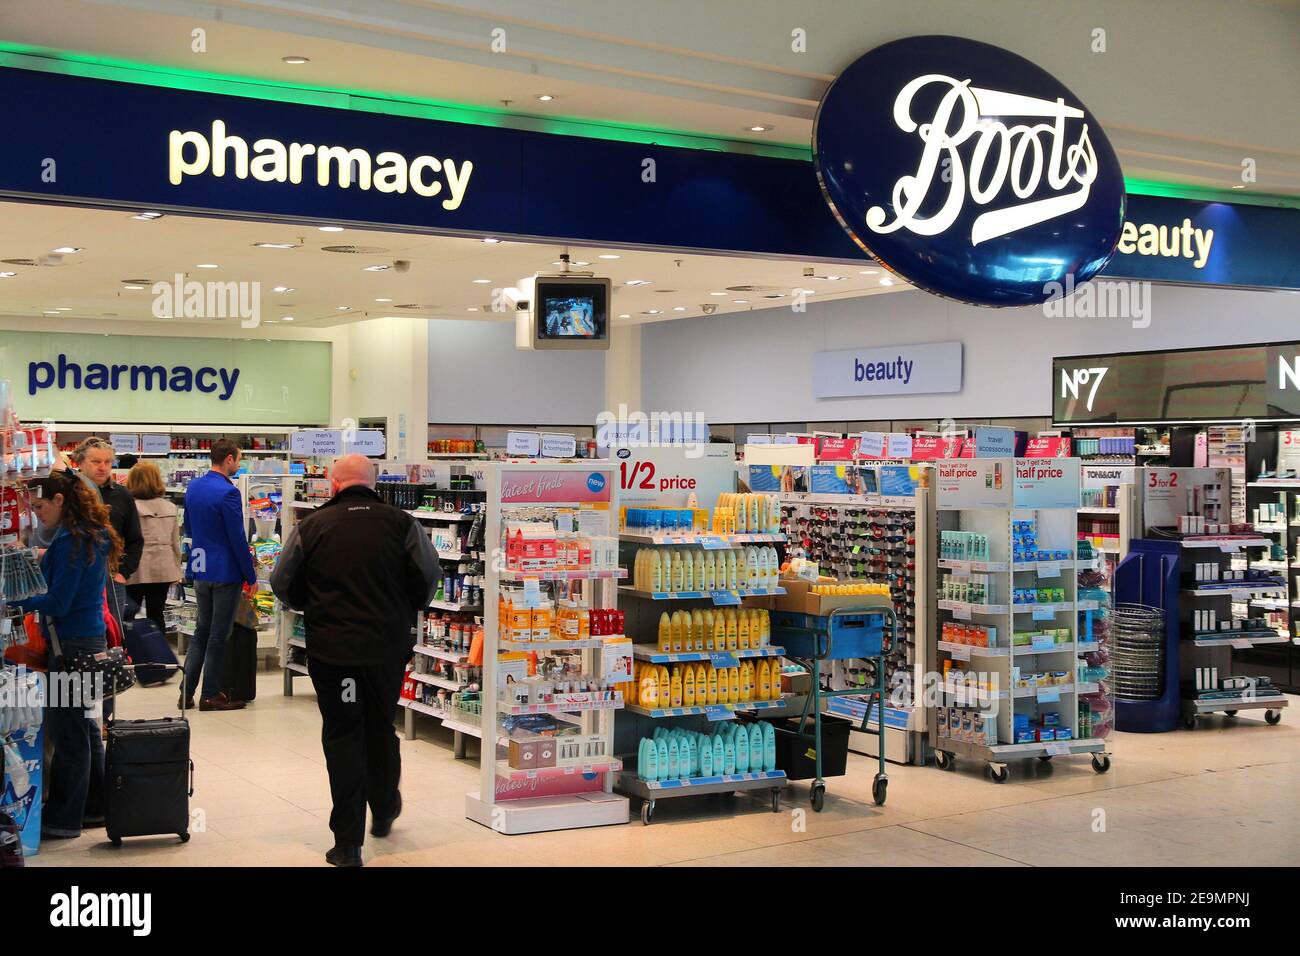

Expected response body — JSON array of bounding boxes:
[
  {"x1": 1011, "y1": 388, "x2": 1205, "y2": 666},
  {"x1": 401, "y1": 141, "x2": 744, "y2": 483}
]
[
  {"x1": 188, "y1": 758, "x2": 195, "y2": 798},
  {"x1": 110, "y1": 663, "x2": 188, "y2": 723}
]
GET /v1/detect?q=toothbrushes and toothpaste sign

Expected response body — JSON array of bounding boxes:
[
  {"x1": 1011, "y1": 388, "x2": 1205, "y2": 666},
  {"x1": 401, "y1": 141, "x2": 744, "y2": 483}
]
[{"x1": 812, "y1": 341, "x2": 963, "y2": 399}]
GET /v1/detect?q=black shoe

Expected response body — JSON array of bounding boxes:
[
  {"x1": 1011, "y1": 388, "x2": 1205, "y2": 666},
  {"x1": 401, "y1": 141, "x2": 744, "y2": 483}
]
[
  {"x1": 82, "y1": 815, "x2": 105, "y2": 829},
  {"x1": 179, "y1": 691, "x2": 194, "y2": 711},
  {"x1": 371, "y1": 792, "x2": 402, "y2": 838},
  {"x1": 325, "y1": 844, "x2": 363, "y2": 867}
]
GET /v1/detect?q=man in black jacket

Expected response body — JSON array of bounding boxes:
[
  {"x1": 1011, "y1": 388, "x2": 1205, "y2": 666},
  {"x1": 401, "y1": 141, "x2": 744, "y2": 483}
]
[
  {"x1": 72, "y1": 437, "x2": 145, "y2": 621},
  {"x1": 270, "y1": 454, "x2": 441, "y2": 867}
]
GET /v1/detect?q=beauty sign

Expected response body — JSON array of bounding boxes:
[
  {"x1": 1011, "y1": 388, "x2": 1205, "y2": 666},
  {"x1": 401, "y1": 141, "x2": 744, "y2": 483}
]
[{"x1": 1012, "y1": 458, "x2": 1081, "y2": 510}]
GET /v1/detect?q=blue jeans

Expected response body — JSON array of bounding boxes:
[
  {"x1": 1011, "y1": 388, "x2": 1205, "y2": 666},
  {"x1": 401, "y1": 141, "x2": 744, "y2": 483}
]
[
  {"x1": 44, "y1": 634, "x2": 107, "y2": 838},
  {"x1": 185, "y1": 581, "x2": 242, "y2": 700}
]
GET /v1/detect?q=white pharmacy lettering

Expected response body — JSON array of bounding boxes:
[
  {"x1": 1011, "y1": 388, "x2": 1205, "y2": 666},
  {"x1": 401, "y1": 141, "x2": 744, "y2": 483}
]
[
  {"x1": 169, "y1": 120, "x2": 473, "y2": 210},
  {"x1": 49, "y1": 886, "x2": 152, "y2": 937},
  {"x1": 1116, "y1": 218, "x2": 1214, "y2": 268},
  {"x1": 866, "y1": 75, "x2": 1097, "y2": 245}
]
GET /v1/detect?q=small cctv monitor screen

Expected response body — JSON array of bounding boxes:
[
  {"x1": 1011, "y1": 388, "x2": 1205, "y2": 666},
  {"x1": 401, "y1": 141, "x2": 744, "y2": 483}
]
[{"x1": 533, "y1": 276, "x2": 611, "y2": 350}]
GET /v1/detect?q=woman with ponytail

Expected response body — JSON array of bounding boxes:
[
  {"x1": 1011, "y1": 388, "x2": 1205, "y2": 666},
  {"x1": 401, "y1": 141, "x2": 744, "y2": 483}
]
[{"x1": 16, "y1": 472, "x2": 122, "y2": 840}]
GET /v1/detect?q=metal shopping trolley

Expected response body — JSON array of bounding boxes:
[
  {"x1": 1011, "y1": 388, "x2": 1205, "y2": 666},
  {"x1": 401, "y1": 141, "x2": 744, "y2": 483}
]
[{"x1": 771, "y1": 604, "x2": 894, "y2": 810}]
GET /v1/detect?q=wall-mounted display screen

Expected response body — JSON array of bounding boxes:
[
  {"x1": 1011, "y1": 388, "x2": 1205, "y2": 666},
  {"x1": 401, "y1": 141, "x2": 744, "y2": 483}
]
[
  {"x1": 532, "y1": 276, "x2": 611, "y2": 350},
  {"x1": 1053, "y1": 342, "x2": 1300, "y2": 424}
]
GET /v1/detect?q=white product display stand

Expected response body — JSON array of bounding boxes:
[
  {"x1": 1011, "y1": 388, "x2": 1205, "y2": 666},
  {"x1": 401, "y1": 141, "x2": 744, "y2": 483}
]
[
  {"x1": 464, "y1": 460, "x2": 630, "y2": 834},
  {"x1": 931, "y1": 458, "x2": 1111, "y2": 782}
]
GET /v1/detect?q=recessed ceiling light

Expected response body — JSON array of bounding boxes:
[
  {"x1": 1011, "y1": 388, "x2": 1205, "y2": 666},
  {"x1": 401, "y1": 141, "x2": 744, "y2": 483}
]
[
  {"x1": 618, "y1": 314, "x2": 630, "y2": 319},
  {"x1": 859, "y1": 269, "x2": 879, "y2": 275},
  {"x1": 272, "y1": 286, "x2": 294, "y2": 293},
  {"x1": 673, "y1": 306, "x2": 687, "y2": 311},
  {"x1": 282, "y1": 55, "x2": 310, "y2": 65},
  {"x1": 879, "y1": 277, "x2": 895, "y2": 286},
  {"x1": 598, "y1": 254, "x2": 620, "y2": 260},
  {"x1": 131, "y1": 212, "x2": 163, "y2": 221},
  {"x1": 625, "y1": 279, "x2": 652, "y2": 286},
  {"x1": 196, "y1": 263, "x2": 218, "y2": 269},
  {"x1": 747, "y1": 125, "x2": 773, "y2": 132},
  {"x1": 0, "y1": 272, "x2": 15, "y2": 278},
  {"x1": 363, "y1": 264, "x2": 391, "y2": 272},
  {"x1": 122, "y1": 284, "x2": 144, "y2": 290},
  {"x1": 466, "y1": 307, "x2": 479, "y2": 312},
  {"x1": 574, "y1": 261, "x2": 590, "y2": 266},
  {"x1": 536, "y1": 94, "x2": 555, "y2": 102},
  {"x1": 824, "y1": 275, "x2": 845, "y2": 281},
  {"x1": 337, "y1": 305, "x2": 350, "y2": 310},
  {"x1": 709, "y1": 291, "x2": 727, "y2": 296},
  {"x1": 43, "y1": 310, "x2": 59, "y2": 315},
  {"x1": 318, "y1": 226, "x2": 344, "y2": 232},
  {"x1": 54, "y1": 307, "x2": 72, "y2": 312},
  {"x1": 643, "y1": 309, "x2": 662, "y2": 315},
  {"x1": 733, "y1": 299, "x2": 748, "y2": 304},
  {"x1": 374, "y1": 297, "x2": 392, "y2": 302},
  {"x1": 482, "y1": 237, "x2": 501, "y2": 243},
  {"x1": 281, "y1": 316, "x2": 295, "y2": 322},
  {"x1": 254, "y1": 242, "x2": 300, "y2": 250},
  {"x1": 1232, "y1": 184, "x2": 1245, "y2": 189},
  {"x1": 472, "y1": 278, "x2": 492, "y2": 284},
  {"x1": 51, "y1": 246, "x2": 82, "y2": 254}
]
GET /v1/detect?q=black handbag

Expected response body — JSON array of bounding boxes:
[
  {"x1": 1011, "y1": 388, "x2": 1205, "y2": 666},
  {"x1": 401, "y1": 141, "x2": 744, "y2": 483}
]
[{"x1": 47, "y1": 620, "x2": 137, "y2": 701}]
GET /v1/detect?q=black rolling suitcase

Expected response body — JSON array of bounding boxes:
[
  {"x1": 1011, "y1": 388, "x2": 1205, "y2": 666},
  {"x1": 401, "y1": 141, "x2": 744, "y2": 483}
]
[
  {"x1": 222, "y1": 622, "x2": 258, "y2": 703},
  {"x1": 105, "y1": 664, "x2": 194, "y2": 846}
]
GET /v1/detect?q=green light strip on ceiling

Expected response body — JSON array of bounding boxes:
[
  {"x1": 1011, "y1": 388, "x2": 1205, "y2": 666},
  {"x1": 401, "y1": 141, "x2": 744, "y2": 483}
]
[
  {"x1": 0, "y1": 43, "x2": 1294, "y2": 209},
  {"x1": 0, "y1": 43, "x2": 811, "y2": 160}
]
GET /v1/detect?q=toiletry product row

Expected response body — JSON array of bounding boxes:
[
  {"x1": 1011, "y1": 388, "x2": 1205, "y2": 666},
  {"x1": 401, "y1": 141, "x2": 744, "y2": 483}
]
[
  {"x1": 655, "y1": 608, "x2": 771, "y2": 653},
  {"x1": 712, "y1": 493, "x2": 782, "y2": 535},
  {"x1": 940, "y1": 621, "x2": 999, "y2": 648},
  {"x1": 1013, "y1": 587, "x2": 1068, "y2": 604},
  {"x1": 631, "y1": 546, "x2": 780, "y2": 592},
  {"x1": 635, "y1": 722, "x2": 777, "y2": 782},
  {"x1": 629, "y1": 659, "x2": 781, "y2": 708},
  {"x1": 504, "y1": 524, "x2": 621, "y2": 573},
  {"x1": 499, "y1": 597, "x2": 626, "y2": 642},
  {"x1": 941, "y1": 574, "x2": 997, "y2": 605}
]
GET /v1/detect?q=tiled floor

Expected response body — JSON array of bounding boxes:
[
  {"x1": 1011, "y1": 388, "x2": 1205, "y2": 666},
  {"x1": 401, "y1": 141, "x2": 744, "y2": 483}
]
[{"x1": 30, "y1": 673, "x2": 1300, "y2": 867}]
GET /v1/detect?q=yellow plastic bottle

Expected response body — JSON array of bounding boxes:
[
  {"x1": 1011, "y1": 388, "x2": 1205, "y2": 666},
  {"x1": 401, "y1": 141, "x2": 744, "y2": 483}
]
[
  {"x1": 711, "y1": 613, "x2": 725, "y2": 652},
  {"x1": 728, "y1": 667, "x2": 741, "y2": 702},
  {"x1": 683, "y1": 665, "x2": 696, "y2": 707},
  {"x1": 706, "y1": 666, "x2": 720, "y2": 704},
  {"x1": 640, "y1": 665, "x2": 659, "y2": 707},
  {"x1": 737, "y1": 611, "x2": 751, "y2": 650},
  {"x1": 650, "y1": 550, "x2": 663, "y2": 592},
  {"x1": 688, "y1": 609, "x2": 703, "y2": 651},
  {"x1": 725, "y1": 610, "x2": 739, "y2": 651},
  {"x1": 671, "y1": 611, "x2": 685, "y2": 653},
  {"x1": 740, "y1": 661, "x2": 753, "y2": 702},
  {"x1": 670, "y1": 667, "x2": 683, "y2": 708},
  {"x1": 695, "y1": 663, "x2": 709, "y2": 704},
  {"x1": 657, "y1": 666, "x2": 671, "y2": 707},
  {"x1": 694, "y1": 551, "x2": 707, "y2": 590},
  {"x1": 658, "y1": 612, "x2": 672, "y2": 653},
  {"x1": 757, "y1": 659, "x2": 772, "y2": 701},
  {"x1": 716, "y1": 666, "x2": 730, "y2": 704}
]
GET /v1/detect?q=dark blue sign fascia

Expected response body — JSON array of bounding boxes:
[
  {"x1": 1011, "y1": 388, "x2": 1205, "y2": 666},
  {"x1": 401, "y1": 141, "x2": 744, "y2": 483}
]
[{"x1": 0, "y1": 67, "x2": 1296, "y2": 290}]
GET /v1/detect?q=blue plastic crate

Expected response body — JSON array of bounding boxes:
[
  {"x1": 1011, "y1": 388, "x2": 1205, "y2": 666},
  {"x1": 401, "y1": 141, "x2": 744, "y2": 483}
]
[{"x1": 771, "y1": 610, "x2": 885, "y2": 659}]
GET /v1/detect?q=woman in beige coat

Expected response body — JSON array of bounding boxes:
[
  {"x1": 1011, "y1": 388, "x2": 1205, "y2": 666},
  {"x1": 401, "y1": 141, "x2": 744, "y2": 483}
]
[{"x1": 125, "y1": 460, "x2": 183, "y2": 630}]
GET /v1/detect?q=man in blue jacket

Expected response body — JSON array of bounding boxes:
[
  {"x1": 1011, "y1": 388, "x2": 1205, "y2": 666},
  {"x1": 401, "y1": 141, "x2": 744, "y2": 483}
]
[{"x1": 181, "y1": 439, "x2": 257, "y2": 711}]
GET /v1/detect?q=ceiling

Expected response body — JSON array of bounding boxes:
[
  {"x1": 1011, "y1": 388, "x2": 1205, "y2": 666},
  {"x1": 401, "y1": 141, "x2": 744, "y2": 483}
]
[
  {"x1": 1, "y1": 0, "x2": 1297, "y2": 198},
  {"x1": 0, "y1": 200, "x2": 911, "y2": 329}
]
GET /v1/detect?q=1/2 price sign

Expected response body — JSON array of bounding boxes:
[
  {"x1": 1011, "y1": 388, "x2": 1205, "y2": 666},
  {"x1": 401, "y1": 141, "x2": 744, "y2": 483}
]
[{"x1": 614, "y1": 444, "x2": 736, "y2": 509}]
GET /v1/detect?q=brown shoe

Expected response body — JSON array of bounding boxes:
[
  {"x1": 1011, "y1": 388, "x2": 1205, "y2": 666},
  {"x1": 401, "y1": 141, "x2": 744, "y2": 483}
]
[{"x1": 199, "y1": 692, "x2": 246, "y2": 711}]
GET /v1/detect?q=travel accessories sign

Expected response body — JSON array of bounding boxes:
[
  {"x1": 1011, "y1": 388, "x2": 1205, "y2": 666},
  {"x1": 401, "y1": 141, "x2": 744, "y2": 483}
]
[{"x1": 813, "y1": 35, "x2": 1126, "y2": 307}]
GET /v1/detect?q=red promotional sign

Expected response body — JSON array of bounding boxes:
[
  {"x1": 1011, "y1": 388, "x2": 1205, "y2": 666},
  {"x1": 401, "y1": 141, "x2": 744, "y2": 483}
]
[
  {"x1": 1025, "y1": 437, "x2": 1072, "y2": 458},
  {"x1": 958, "y1": 438, "x2": 976, "y2": 458},
  {"x1": 818, "y1": 437, "x2": 859, "y2": 461},
  {"x1": 910, "y1": 435, "x2": 945, "y2": 460}
]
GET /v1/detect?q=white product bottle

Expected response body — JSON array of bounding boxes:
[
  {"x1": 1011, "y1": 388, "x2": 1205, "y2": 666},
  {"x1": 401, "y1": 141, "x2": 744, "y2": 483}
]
[
  {"x1": 726, "y1": 550, "x2": 739, "y2": 590},
  {"x1": 650, "y1": 550, "x2": 663, "y2": 592},
  {"x1": 681, "y1": 550, "x2": 694, "y2": 593},
  {"x1": 694, "y1": 549, "x2": 707, "y2": 590}
]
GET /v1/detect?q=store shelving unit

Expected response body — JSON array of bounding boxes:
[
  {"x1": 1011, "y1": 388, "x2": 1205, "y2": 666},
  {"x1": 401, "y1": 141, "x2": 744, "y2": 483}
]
[
  {"x1": 1244, "y1": 480, "x2": 1300, "y2": 692},
  {"x1": 931, "y1": 458, "x2": 1110, "y2": 782},
  {"x1": 776, "y1": 482, "x2": 935, "y2": 765},
  {"x1": 464, "y1": 460, "x2": 630, "y2": 835}
]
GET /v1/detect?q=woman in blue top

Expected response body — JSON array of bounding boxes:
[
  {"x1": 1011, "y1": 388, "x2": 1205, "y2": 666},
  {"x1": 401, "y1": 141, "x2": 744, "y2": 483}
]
[{"x1": 19, "y1": 473, "x2": 122, "y2": 840}]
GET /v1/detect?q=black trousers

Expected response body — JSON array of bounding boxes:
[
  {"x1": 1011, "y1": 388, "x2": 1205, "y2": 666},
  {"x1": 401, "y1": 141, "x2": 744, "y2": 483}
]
[
  {"x1": 126, "y1": 582, "x2": 171, "y2": 631},
  {"x1": 307, "y1": 656, "x2": 405, "y2": 847}
]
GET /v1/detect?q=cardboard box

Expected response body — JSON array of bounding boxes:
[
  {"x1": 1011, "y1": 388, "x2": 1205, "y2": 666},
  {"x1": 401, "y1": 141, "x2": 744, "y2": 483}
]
[{"x1": 775, "y1": 577, "x2": 891, "y2": 616}]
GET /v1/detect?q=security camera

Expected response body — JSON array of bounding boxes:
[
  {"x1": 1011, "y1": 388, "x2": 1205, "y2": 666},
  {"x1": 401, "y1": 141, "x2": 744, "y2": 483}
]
[
  {"x1": 701, "y1": 303, "x2": 718, "y2": 314},
  {"x1": 393, "y1": 260, "x2": 411, "y2": 273}
]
